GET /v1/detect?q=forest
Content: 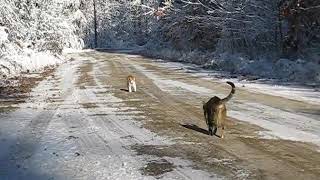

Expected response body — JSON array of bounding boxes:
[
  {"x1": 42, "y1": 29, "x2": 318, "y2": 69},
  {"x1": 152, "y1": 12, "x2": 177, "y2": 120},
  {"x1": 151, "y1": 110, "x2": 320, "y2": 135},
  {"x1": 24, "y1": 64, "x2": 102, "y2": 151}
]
[{"x1": 0, "y1": 0, "x2": 319, "y2": 83}]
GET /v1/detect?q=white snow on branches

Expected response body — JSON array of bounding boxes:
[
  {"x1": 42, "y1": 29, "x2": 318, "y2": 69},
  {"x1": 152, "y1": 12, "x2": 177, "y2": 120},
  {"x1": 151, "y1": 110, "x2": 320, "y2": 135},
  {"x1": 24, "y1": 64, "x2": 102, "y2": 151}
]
[{"x1": 0, "y1": 0, "x2": 86, "y2": 78}]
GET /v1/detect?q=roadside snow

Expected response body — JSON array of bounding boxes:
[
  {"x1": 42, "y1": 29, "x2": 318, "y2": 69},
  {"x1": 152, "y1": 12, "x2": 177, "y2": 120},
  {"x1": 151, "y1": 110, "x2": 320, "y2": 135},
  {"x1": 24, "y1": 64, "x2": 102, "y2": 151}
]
[
  {"x1": 142, "y1": 49, "x2": 320, "y2": 84},
  {"x1": 223, "y1": 81, "x2": 320, "y2": 105},
  {"x1": 0, "y1": 52, "x2": 62, "y2": 76},
  {"x1": 154, "y1": 60, "x2": 320, "y2": 105},
  {"x1": 229, "y1": 103, "x2": 320, "y2": 146},
  {"x1": 0, "y1": 0, "x2": 85, "y2": 78}
]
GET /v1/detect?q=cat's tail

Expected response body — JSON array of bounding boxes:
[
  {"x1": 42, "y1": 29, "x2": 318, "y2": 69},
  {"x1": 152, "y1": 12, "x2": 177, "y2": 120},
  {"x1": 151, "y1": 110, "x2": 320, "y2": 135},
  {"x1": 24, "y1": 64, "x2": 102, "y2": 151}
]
[{"x1": 221, "y1": 81, "x2": 235, "y2": 103}]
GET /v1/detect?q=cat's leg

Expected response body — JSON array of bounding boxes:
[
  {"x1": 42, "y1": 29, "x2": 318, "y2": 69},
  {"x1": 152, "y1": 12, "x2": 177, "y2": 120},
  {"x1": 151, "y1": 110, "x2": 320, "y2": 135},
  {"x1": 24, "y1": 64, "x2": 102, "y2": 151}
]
[
  {"x1": 133, "y1": 82, "x2": 137, "y2": 92},
  {"x1": 220, "y1": 126, "x2": 225, "y2": 138},
  {"x1": 213, "y1": 127, "x2": 218, "y2": 136},
  {"x1": 209, "y1": 125, "x2": 216, "y2": 136},
  {"x1": 208, "y1": 126, "x2": 213, "y2": 136},
  {"x1": 128, "y1": 84, "x2": 132, "y2": 92}
]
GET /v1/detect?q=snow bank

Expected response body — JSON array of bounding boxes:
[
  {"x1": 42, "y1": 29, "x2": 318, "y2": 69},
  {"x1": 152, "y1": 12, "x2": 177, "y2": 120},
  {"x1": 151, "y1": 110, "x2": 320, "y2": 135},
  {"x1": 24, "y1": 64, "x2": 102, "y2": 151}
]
[
  {"x1": 0, "y1": 25, "x2": 63, "y2": 77},
  {"x1": 0, "y1": 51, "x2": 62, "y2": 76},
  {"x1": 0, "y1": 0, "x2": 87, "y2": 79},
  {"x1": 141, "y1": 48, "x2": 320, "y2": 84},
  {"x1": 211, "y1": 53, "x2": 320, "y2": 84}
]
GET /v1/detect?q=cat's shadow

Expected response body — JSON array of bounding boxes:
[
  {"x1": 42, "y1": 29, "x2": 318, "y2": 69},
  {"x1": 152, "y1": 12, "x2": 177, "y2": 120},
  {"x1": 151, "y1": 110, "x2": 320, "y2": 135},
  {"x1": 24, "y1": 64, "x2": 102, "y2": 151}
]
[
  {"x1": 120, "y1": 88, "x2": 129, "y2": 92},
  {"x1": 180, "y1": 123, "x2": 209, "y2": 135}
]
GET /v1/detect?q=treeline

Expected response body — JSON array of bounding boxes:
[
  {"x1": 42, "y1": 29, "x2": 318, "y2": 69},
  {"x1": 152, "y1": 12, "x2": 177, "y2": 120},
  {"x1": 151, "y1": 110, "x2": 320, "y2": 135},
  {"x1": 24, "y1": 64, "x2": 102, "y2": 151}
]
[
  {"x1": 155, "y1": 0, "x2": 319, "y2": 61},
  {"x1": 2, "y1": 0, "x2": 318, "y2": 62},
  {"x1": 93, "y1": 0, "x2": 319, "y2": 62}
]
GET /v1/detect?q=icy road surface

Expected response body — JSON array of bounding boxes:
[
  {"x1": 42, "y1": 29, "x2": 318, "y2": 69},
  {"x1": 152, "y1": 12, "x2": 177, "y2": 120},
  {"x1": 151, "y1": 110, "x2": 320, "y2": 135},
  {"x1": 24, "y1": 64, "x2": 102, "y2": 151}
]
[{"x1": 1, "y1": 50, "x2": 320, "y2": 180}]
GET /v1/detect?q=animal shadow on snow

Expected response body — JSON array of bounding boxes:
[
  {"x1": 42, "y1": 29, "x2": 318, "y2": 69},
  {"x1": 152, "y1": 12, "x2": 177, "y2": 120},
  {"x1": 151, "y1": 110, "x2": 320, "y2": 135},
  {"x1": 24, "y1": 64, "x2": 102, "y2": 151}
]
[
  {"x1": 181, "y1": 123, "x2": 209, "y2": 135},
  {"x1": 120, "y1": 88, "x2": 129, "y2": 92},
  {"x1": 181, "y1": 123, "x2": 220, "y2": 137}
]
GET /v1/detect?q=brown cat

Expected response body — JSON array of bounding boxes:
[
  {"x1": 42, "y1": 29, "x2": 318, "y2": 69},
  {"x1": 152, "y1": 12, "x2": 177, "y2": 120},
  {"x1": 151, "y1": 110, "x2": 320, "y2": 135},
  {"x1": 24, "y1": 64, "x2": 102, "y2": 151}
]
[{"x1": 203, "y1": 81, "x2": 235, "y2": 138}]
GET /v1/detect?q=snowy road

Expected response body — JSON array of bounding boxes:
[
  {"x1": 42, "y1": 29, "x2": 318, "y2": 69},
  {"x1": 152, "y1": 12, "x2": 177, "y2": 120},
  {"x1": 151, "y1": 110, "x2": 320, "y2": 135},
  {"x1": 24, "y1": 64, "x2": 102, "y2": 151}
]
[{"x1": 1, "y1": 50, "x2": 320, "y2": 180}]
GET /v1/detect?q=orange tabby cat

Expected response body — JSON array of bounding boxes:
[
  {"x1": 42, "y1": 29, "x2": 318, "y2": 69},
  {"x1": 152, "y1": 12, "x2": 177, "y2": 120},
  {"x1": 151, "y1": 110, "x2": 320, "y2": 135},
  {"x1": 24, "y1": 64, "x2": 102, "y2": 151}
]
[{"x1": 127, "y1": 75, "x2": 136, "y2": 92}]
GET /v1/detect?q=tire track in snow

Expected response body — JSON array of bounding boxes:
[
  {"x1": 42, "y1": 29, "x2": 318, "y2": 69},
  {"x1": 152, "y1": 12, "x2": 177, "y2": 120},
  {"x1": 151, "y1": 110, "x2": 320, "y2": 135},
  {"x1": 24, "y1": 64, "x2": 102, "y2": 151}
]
[
  {"x1": 54, "y1": 54, "x2": 216, "y2": 179},
  {"x1": 88, "y1": 59, "x2": 212, "y2": 180},
  {"x1": 0, "y1": 61, "x2": 78, "y2": 179}
]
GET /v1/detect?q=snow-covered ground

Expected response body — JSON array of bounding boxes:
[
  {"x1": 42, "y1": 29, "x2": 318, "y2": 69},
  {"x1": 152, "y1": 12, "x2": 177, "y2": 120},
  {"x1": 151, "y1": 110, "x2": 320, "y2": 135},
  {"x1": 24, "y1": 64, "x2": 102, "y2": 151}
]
[
  {"x1": 2, "y1": 50, "x2": 319, "y2": 179},
  {"x1": 150, "y1": 59, "x2": 320, "y2": 105},
  {"x1": 222, "y1": 80, "x2": 320, "y2": 105},
  {"x1": 0, "y1": 53, "x2": 220, "y2": 180}
]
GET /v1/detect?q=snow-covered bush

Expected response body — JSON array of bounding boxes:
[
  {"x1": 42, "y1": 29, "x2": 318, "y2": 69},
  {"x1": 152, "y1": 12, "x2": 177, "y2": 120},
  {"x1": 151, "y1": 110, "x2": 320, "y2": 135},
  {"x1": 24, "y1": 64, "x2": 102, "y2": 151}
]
[{"x1": 0, "y1": 0, "x2": 87, "y2": 77}]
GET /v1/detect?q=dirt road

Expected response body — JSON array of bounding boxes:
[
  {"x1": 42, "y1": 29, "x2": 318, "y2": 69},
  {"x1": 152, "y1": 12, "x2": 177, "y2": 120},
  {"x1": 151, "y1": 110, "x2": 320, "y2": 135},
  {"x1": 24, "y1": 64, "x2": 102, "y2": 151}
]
[{"x1": 1, "y1": 50, "x2": 319, "y2": 180}]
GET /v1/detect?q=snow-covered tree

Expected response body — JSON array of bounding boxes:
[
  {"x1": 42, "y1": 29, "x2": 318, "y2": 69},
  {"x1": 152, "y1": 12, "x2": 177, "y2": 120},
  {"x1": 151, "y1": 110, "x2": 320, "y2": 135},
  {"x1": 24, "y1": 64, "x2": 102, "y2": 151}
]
[
  {"x1": 280, "y1": 0, "x2": 320, "y2": 61},
  {"x1": 0, "y1": 0, "x2": 88, "y2": 76}
]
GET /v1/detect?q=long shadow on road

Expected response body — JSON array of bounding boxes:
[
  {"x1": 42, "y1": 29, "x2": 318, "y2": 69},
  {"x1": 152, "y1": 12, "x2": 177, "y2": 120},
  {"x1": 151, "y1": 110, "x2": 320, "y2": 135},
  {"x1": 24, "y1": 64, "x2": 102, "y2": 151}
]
[{"x1": 180, "y1": 123, "x2": 209, "y2": 135}]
